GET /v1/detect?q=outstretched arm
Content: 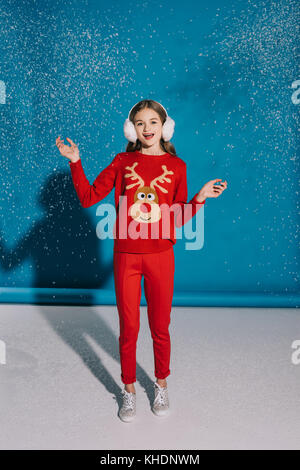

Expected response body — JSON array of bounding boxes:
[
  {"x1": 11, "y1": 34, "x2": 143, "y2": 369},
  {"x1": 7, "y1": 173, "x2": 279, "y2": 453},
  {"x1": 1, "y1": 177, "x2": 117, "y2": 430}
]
[
  {"x1": 196, "y1": 177, "x2": 227, "y2": 202},
  {"x1": 172, "y1": 163, "x2": 228, "y2": 228},
  {"x1": 56, "y1": 136, "x2": 120, "y2": 208},
  {"x1": 172, "y1": 162, "x2": 206, "y2": 228},
  {"x1": 68, "y1": 155, "x2": 120, "y2": 208}
]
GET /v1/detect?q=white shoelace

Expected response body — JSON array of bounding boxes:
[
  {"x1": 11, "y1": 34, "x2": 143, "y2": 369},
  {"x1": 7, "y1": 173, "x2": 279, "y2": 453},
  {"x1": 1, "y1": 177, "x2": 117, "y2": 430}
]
[
  {"x1": 154, "y1": 385, "x2": 168, "y2": 406},
  {"x1": 122, "y1": 390, "x2": 135, "y2": 410}
]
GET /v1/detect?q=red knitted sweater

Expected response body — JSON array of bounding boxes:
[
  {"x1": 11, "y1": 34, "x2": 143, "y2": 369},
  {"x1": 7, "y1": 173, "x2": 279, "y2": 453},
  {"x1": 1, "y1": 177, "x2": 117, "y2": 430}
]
[{"x1": 69, "y1": 150, "x2": 205, "y2": 253}]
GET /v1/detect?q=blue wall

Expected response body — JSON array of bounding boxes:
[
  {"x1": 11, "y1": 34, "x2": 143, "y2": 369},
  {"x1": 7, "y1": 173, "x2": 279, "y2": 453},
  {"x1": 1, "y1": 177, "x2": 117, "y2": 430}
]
[{"x1": 0, "y1": 0, "x2": 299, "y2": 306}]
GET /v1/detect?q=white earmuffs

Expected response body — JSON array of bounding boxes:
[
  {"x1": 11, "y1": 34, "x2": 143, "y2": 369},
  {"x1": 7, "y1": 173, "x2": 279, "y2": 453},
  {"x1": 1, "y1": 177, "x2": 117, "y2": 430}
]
[{"x1": 123, "y1": 101, "x2": 175, "y2": 143}]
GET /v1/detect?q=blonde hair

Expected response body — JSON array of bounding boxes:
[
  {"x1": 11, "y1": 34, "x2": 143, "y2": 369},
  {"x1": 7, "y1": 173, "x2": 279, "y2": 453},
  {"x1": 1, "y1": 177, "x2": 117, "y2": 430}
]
[{"x1": 125, "y1": 99, "x2": 177, "y2": 156}]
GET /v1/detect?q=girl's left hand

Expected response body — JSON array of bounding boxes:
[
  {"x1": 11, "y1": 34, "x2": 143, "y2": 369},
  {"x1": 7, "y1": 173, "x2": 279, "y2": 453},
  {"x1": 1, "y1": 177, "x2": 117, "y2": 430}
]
[{"x1": 196, "y1": 179, "x2": 228, "y2": 202}]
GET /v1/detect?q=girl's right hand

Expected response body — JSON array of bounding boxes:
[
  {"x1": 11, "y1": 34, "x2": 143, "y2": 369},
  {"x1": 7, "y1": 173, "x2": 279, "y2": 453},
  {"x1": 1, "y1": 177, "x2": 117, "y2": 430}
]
[{"x1": 56, "y1": 136, "x2": 80, "y2": 163}]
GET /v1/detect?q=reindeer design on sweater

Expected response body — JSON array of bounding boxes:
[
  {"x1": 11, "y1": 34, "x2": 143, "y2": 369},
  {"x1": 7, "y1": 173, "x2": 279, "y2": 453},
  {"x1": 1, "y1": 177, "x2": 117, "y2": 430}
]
[{"x1": 124, "y1": 162, "x2": 174, "y2": 223}]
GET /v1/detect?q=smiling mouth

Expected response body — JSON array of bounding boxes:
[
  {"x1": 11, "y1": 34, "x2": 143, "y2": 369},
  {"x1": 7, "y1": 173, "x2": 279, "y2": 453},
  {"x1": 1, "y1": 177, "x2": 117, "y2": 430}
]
[
  {"x1": 140, "y1": 215, "x2": 151, "y2": 221},
  {"x1": 143, "y1": 133, "x2": 155, "y2": 140}
]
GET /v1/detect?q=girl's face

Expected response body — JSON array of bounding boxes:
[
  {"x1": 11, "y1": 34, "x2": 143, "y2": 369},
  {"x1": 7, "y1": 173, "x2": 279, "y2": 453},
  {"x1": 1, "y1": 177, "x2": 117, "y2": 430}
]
[{"x1": 133, "y1": 108, "x2": 163, "y2": 152}]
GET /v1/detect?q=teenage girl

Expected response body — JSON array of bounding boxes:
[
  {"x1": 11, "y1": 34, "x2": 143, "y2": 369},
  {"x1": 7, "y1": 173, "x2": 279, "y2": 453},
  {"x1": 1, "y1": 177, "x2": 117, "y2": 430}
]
[{"x1": 56, "y1": 99, "x2": 227, "y2": 422}]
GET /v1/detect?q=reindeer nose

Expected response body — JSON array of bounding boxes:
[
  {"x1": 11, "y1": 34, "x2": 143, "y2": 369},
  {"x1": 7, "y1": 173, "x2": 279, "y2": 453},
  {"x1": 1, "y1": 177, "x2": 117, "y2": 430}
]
[{"x1": 140, "y1": 202, "x2": 152, "y2": 213}]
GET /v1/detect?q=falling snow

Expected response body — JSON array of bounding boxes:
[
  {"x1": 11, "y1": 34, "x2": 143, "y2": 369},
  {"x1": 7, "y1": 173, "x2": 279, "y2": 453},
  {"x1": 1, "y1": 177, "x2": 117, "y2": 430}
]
[{"x1": 0, "y1": 0, "x2": 299, "y2": 296}]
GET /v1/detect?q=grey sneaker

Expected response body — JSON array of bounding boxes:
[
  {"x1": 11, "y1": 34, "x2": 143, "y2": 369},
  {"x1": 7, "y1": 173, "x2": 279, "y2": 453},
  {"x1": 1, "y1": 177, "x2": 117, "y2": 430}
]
[
  {"x1": 152, "y1": 382, "x2": 170, "y2": 416},
  {"x1": 118, "y1": 388, "x2": 136, "y2": 423}
]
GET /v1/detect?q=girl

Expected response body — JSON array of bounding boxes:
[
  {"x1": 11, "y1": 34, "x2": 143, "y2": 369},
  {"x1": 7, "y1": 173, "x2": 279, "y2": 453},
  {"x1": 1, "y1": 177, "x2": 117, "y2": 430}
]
[{"x1": 56, "y1": 99, "x2": 227, "y2": 423}]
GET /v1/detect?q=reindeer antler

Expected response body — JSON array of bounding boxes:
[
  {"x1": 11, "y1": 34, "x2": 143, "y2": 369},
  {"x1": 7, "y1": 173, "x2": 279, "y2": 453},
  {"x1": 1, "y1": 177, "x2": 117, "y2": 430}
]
[
  {"x1": 124, "y1": 162, "x2": 145, "y2": 190},
  {"x1": 150, "y1": 165, "x2": 174, "y2": 194}
]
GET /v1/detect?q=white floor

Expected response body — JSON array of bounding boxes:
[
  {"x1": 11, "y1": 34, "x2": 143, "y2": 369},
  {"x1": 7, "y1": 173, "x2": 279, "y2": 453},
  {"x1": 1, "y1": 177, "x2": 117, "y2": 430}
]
[{"x1": 0, "y1": 303, "x2": 299, "y2": 450}]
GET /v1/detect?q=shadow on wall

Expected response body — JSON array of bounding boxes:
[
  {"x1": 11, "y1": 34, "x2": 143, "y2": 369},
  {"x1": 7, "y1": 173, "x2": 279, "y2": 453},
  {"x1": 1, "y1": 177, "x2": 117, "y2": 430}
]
[
  {"x1": 0, "y1": 170, "x2": 113, "y2": 293},
  {"x1": 0, "y1": 170, "x2": 157, "y2": 401},
  {"x1": 0, "y1": 171, "x2": 159, "y2": 401}
]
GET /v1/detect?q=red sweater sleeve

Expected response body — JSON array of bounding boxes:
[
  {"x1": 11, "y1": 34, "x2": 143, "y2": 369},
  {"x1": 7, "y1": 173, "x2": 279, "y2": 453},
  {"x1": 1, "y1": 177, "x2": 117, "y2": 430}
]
[
  {"x1": 172, "y1": 162, "x2": 205, "y2": 228},
  {"x1": 69, "y1": 155, "x2": 119, "y2": 208}
]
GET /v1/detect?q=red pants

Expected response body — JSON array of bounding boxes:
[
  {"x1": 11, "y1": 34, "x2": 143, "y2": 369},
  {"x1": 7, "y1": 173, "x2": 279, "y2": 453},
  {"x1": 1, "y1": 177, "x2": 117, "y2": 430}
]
[{"x1": 113, "y1": 246, "x2": 175, "y2": 384}]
